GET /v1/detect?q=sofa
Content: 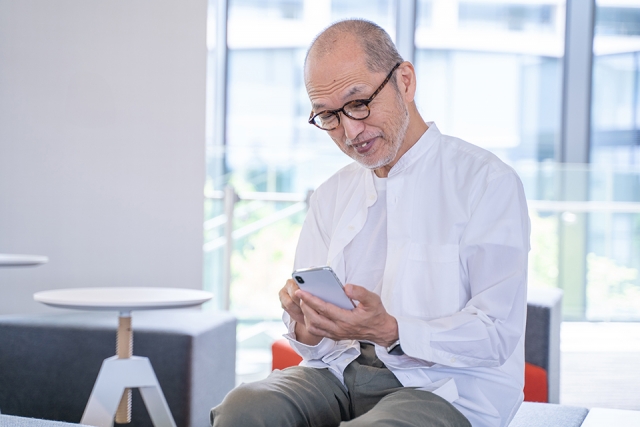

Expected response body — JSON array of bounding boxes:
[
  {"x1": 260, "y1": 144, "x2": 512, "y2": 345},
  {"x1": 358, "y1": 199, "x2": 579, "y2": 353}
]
[{"x1": 0, "y1": 310, "x2": 236, "y2": 427}]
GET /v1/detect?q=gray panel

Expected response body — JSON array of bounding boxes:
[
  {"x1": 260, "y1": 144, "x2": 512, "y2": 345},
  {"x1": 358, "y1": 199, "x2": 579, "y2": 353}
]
[
  {"x1": 0, "y1": 311, "x2": 236, "y2": 427},
  {"x1": 525, "y1": 303, "x2": 551, "y2": 370}
]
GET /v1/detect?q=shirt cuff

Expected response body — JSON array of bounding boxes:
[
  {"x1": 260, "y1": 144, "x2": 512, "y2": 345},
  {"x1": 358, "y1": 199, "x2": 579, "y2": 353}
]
[
  {"x1": 282, "y1": 311, "x2": 337, "y2": 360},
  {"x1": 396, "y1": 315, "x2": 434, "y2": 362}
]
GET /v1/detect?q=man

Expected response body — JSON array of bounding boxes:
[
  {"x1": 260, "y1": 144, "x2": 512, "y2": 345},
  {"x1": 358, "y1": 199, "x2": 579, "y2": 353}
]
[{"x1": 211, "y1": 19, "x2": 530, "y2": 427}]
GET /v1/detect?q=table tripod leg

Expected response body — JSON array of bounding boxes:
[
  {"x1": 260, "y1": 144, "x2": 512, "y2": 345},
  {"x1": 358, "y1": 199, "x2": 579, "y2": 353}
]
[
  {"x1": 116, "y1": 315, "x2": 132, "y2": 424},
  {"x1": 139, "y1": 386, "x2": 177, "y2": 427},
  {"x1": 81, "y1": 356, "x2": 177, "y2": 427}
]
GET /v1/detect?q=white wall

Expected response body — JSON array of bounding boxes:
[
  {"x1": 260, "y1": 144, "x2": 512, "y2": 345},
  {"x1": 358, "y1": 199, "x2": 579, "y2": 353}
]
[{"x1": 0, "y1": 0, "x2": 207, "y2": 314}]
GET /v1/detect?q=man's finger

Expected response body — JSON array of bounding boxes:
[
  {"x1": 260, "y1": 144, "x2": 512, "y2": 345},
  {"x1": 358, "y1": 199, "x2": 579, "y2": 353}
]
[
  {"x1": 300, "y1": 300, "x2": 339, "y2": 337},
  {"x1": 279, "y1": 284, "x2": 305, "y2": 325},
  {"x1": 297, "y1": 289, "x2": 349, "y2": 319},
  {"x1": 281, "y1": 295, "x2": 301, "y2": 314},
  {"x1": 286, "y1": 279, "x2": 301, "y2": 302},
  {"x1": 344, "y1": 284, "x2": 376, "y2": 305}
]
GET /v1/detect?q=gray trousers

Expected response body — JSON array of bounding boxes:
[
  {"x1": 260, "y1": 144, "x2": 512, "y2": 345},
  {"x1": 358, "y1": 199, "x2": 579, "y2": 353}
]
[{"x1": 210, "y1": 343, "x2": 470, "y2": 427}]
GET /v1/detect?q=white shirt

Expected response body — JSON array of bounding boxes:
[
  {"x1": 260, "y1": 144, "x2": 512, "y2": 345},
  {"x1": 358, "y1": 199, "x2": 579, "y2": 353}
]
[
  {"x1": 343, "y1": 174, "x2": 387, "y2": 296},
  {"x1": 284, "y1": 123, "x2": 530, "y2": 427}
]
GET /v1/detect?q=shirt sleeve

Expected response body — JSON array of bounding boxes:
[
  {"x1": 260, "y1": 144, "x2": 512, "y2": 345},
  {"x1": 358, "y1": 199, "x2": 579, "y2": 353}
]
[
  {"x1": 397, "y1": 171, "x2": 530, "y2": 368},
  {"x1": 283, "y1": 190, "x2": 343, "y2": 361}
]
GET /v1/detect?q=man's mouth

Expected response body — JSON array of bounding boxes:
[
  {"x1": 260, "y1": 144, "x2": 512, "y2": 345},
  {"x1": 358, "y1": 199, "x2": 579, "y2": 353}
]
[{"x1": 350, "y1": 137, "x2": 377, "y2": 154}]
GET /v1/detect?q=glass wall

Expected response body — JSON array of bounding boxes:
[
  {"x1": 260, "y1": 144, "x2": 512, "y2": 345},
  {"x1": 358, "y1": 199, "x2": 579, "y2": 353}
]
[
  {"x1": 584, "y1": 0, "x2": 640, "y2": 321},
  {"x1": 519, "y1": 163, "x2": 640, "y2": 321},
  {"x1": 414, "y1": 0, "x2": 565, "y2": 164},
  {"x1": 591, "y1": 0, "x2": 640, "y2": 167},
  {"x1": 205, "y1": 0, "x2": 640, "y2": 325}
]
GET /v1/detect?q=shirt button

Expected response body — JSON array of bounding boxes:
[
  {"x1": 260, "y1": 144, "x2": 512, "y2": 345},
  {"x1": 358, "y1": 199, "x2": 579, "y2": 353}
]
[
  {"x1": 348, "y1": 225, "x2": 354, "y2": 231},
  {"x1": 450, "y1": 357, "x2": 456, "y2": 363},
  {"x1": 369, "y1": 195, "x2": 375, "y2": 200}
]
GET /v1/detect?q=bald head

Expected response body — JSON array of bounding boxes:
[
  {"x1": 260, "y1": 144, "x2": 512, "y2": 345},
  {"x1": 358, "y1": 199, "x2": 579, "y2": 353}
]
[{"x1": 305, "y1": 19, "x2": 403, "y2": 77}]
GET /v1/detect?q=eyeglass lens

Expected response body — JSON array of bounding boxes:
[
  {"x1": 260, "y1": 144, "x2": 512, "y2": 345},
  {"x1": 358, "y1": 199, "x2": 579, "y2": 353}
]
[{"x1": 313, "y1": 100, "x2": 370, "y2": 130}]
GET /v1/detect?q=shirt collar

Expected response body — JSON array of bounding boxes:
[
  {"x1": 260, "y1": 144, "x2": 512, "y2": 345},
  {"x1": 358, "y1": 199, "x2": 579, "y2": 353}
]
[{"x1": 388, "y1": 121, "x2": 441, "y2": 177}]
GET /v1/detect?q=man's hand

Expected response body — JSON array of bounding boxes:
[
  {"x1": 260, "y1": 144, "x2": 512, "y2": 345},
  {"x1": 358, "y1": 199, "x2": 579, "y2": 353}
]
[
  {"x1": 296, "y1": 284, "x2": 399, "y2": 347},
  {"x1": 278, "y1": 279, "x2": 323, "y2": 346}
]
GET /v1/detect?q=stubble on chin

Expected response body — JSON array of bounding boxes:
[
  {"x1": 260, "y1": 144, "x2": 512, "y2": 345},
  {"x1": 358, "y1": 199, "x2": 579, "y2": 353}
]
[
  {"x1": 358, "y1": 106, "x2": 409, "y2": 170},
  {"x1": 332, "y1": 92, "x2": 410, "y2": 170}
]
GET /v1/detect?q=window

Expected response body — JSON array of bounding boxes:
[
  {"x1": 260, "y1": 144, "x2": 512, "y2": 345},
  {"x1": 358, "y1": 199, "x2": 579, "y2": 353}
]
[
  {"x1": 414, "y1": 0, "x2": 565, "y2": 164},
  {"x1": 586, "y1": 0, "x2": 640, "y2": 320},
  {"x1": 205, "y1": 0, "x2": 640, "y2": 323}
]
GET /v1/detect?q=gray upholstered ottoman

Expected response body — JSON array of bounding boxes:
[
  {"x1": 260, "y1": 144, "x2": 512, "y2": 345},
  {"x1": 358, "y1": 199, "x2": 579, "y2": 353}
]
[
  {"x1": 0, "y1": 414, "x2": 88, "y2": 427},
  {"x1": 0, "y1": 310, "x2": 236, "y2": 427},
  {"x1": 509, "y1": 402, "x2": 589, "y2": 427}
]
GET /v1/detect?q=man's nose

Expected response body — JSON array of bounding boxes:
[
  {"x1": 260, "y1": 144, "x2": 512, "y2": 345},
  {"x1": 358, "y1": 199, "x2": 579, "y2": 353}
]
[{"x1": 340, "y1": 114, "x2": 365, "y2": 141}]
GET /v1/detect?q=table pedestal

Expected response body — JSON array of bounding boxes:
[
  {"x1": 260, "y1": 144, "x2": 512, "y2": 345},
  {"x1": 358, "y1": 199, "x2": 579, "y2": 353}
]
[
  {"x1": 80, "y1": 356, "x2": 176, "y2": 427},
  {"x1": 115, "y1": 315, "x2": 132, "y2": 424},
  {"x1": 81, "y1": 313, "x2": 176, "y2": 427}
]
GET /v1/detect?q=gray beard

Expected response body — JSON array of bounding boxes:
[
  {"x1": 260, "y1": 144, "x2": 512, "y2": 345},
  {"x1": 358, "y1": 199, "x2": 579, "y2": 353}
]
[{"x1": 360, "y1": 103, "x2": 410, "y2": 170}]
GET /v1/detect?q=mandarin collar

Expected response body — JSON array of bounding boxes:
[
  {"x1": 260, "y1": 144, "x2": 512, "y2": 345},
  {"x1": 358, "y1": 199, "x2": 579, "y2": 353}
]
[{"x1": 387, "y1": 121, "x2": 440, "y2": 177}]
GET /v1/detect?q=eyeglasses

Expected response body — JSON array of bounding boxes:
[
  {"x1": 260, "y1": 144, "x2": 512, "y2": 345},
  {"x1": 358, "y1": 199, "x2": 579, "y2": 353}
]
[{"x1": 308, "y1": 62, "x2": 402, "y2": 131}]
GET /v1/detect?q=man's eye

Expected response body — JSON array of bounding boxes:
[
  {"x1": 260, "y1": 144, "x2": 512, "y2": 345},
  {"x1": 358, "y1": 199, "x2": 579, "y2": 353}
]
[
  {"x1": 319, "y1": 113, "x2": 336, "y2": 121},
  {"x1": 347, "y1": 101, "x2": 367, "y2": 111}
]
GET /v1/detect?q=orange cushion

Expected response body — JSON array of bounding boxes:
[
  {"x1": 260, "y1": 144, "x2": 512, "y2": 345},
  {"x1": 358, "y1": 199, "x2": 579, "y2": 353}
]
[
  {"x1": 271, "y1": 339, "x2": 302, "y2": 371},
  {"x1": 272, "y1": 339, "x2": 549, "y2": 403},
  {"x1": 524, "y1": 362, "x2": 548, "y2": 403}
]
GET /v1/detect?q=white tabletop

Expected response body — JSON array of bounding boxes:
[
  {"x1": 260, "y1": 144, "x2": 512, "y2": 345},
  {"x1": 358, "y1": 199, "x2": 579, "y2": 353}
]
[
  {"x1": 581, "y1": 408, "x2": 640, "y2": 427},
  {"x1": 34, "y1": 287, "x2": 213, "y2": 311},
  {"x1": 0, "y1": 253, "x2": 49, "y2": 267}
]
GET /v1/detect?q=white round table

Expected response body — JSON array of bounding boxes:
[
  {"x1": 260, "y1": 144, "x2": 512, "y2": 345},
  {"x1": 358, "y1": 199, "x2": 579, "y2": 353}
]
[
  {"x1": 0, "y1": 253, "x2": 48, "y2": 267},
  {"x1": 34, "y1": 287, "x2": 213, "y2": 427},
  {"x1": 34, "y1": 287, "x2": 212, "y2": 312}
]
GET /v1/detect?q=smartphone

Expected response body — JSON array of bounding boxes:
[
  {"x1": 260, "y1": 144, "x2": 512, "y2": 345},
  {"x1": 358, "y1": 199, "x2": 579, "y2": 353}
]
[{"x1": 292, "y1": 266, "x2": 356, "y2": 310}]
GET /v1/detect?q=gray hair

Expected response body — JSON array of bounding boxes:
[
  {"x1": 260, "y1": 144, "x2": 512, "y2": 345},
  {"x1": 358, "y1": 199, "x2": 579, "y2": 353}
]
[{"x1": 305, "y1": 19, "x2": 404, "y2": 76}]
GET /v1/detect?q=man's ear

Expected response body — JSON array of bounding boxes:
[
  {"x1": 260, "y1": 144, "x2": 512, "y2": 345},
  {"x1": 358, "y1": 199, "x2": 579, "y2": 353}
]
[{"x1": 396, "y1": 61, "x2": 417, "y2": 103}]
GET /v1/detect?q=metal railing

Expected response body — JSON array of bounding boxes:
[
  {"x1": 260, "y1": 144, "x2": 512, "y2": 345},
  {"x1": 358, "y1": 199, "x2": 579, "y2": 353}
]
[
  {"x1": 203, "y1": 183, "x2": 640, "y2": 319},
  {"x1": 204, "y1": 186, "x2": 313, "y2": 310},
  {"x1": 527, "y1": 200, "x2": 640, "y2": 213}
]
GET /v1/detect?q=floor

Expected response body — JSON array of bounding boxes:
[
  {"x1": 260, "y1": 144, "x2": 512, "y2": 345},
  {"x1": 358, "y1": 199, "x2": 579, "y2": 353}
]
[
  {"x1": 560, "y1": 322, "x2": 640, "y2": 410},
  {"x1": 236, "y1": 321, "x2": 286, "y2": 385},
  {"x1": 236, "y1": 321, "x2": 640, "y2": 411}
]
